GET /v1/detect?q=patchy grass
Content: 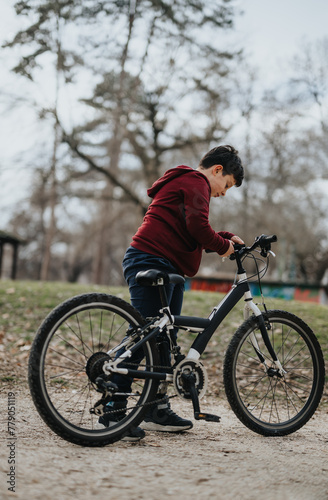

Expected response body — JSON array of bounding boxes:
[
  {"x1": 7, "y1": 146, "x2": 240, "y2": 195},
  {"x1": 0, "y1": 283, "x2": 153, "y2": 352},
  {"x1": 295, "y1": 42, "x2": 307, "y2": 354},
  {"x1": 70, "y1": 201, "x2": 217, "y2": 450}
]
[{"x1": 0, "y1": 280, "x2": 129, "y2": 338}]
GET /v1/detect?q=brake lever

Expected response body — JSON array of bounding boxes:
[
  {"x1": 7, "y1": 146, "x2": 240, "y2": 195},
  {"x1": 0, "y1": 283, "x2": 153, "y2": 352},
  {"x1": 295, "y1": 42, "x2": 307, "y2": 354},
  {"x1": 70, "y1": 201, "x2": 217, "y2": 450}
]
[{"x1": 260, "y1": 248, "x2": 276, "y2": 258}]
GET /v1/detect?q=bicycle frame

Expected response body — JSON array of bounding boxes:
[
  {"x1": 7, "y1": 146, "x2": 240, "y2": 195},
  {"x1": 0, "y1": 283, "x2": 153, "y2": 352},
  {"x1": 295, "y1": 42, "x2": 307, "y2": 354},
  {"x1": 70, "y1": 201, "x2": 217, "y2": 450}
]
[{"x1": 103, "y1": 266, "x2": 284, "y2": 382}]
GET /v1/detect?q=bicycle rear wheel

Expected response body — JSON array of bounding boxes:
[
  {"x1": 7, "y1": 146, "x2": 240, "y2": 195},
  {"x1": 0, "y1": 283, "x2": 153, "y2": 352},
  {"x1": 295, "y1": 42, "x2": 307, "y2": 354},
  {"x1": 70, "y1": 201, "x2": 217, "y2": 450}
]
[
  {"x1": 224, "y1": 310, "x2": 325, "y2": 436},
  {"x1": 28, "y1": 293, "x2": 159, "y2": 446}
]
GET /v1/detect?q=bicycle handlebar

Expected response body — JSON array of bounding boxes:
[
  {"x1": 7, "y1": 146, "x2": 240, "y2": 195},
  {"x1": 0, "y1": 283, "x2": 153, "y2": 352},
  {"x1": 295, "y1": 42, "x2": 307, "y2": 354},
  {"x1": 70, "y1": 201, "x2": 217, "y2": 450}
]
[
  {"x1": 205, "y1": 234, "x2": 277, "y2": 259},
  {"x1": 230, "y1": 234, "x2": 277, "y2": 260}
]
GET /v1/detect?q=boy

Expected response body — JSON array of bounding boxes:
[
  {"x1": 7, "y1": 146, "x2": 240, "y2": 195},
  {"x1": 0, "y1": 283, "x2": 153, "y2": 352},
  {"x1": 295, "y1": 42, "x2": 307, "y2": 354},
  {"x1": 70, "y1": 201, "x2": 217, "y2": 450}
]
[{"x1": 99, "y1": 145, "x2": 244, "y2": 440}]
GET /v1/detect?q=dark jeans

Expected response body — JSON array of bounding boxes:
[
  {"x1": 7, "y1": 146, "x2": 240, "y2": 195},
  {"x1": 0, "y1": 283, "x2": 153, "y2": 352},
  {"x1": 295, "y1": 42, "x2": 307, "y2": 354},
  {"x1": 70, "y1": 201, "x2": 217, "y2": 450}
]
[
  {"x1": 122, "y1": 246, "x2": 184, "y2": 318},
  {"x1": 111, "y1": 247, "x2": 184, "y2": 395}
]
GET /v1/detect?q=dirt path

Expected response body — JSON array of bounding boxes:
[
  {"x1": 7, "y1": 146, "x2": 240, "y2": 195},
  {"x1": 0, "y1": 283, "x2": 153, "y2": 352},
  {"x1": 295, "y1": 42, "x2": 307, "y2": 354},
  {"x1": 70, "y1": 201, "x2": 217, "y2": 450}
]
[{"x1": 1, "y1": 389, "x2": 328, "y2": 500}]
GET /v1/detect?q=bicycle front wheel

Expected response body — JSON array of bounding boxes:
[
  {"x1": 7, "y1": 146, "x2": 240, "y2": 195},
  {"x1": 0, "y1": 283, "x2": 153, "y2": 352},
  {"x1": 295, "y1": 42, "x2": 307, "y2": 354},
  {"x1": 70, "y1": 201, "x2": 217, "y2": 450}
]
[
  {"x1": 224, "y1": 310, "x2": 325, "y2": 436},
  {"x1": 28, "y1": 293, "x2": 159, "y2": 446}
]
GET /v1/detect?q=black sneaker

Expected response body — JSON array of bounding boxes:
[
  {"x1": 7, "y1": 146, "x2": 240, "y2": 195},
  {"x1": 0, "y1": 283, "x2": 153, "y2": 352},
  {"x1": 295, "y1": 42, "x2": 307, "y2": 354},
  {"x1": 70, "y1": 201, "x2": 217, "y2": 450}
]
[
  {"x1": 96, "y1": 401, "x2": 145, "y2": 442},
  {"x1": 142, "y1": 395, "x2": 193, "y2": 432}
]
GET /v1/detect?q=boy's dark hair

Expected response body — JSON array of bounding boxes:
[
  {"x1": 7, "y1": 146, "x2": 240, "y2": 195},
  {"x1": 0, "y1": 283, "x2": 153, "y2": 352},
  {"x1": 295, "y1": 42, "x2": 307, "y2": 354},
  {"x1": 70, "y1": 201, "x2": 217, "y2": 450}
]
[{"x1": 199, "y1": 145, "x2": 244, "y2": 187}]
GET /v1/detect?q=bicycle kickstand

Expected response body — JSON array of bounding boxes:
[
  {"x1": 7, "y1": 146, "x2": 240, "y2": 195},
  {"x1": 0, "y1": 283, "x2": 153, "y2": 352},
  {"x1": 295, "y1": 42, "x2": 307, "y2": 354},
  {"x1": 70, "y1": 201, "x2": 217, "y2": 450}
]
[{"x1": 180, "y1": 371, "x2": 220, "y2": 423}]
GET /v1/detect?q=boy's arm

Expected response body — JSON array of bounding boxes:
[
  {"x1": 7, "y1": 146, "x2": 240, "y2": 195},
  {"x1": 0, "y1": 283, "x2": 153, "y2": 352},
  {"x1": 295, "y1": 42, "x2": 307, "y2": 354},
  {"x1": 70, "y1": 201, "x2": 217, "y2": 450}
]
[{"x1": 183, "y1": 179, "x2": 235, "y2": 255}]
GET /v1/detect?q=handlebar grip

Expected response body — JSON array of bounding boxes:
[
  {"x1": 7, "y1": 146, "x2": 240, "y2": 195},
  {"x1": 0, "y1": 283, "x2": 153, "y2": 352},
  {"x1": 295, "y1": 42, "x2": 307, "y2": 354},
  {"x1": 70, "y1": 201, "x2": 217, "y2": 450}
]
[
  {"x1": 265, "y1": 234, "x2": 278, "y2": 243},
  {"x1": 262, "y1": 234, "x2": 277, "y2": 244}
]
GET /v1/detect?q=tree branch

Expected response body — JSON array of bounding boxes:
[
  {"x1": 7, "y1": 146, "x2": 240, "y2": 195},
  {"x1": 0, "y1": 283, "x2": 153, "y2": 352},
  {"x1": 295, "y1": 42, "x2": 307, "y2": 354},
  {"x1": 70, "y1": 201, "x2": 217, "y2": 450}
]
[{"x1": 61, "y1": 128, "x2": 148, "y2": 214}]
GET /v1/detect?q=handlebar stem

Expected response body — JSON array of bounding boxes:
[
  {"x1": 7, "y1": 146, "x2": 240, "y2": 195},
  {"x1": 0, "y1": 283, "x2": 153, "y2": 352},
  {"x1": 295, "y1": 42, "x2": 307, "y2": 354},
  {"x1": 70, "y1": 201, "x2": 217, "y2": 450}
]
[{"x1": 234, "y1": 247, "x2": 246, "y2": 274}]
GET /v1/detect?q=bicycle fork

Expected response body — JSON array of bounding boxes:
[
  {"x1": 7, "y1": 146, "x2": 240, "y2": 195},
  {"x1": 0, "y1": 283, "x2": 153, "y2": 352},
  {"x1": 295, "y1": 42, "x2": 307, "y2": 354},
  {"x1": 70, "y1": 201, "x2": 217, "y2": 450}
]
[{"x1": 244, "y1": 292, "x2": 286, "y2": 376}]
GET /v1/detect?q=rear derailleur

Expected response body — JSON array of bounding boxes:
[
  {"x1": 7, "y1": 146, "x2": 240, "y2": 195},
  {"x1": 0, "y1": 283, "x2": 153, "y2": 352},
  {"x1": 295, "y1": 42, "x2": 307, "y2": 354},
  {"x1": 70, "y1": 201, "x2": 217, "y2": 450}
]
[{"x1": 86, "y1": 351, "x2": 118, "y2": 417}]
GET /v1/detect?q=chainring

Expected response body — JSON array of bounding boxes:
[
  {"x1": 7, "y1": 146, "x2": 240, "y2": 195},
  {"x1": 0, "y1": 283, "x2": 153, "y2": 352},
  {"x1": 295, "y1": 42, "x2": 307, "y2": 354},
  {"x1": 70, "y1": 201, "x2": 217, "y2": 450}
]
[{"x1": 173, "y1": 359, "x2": 208, "y2": 400}]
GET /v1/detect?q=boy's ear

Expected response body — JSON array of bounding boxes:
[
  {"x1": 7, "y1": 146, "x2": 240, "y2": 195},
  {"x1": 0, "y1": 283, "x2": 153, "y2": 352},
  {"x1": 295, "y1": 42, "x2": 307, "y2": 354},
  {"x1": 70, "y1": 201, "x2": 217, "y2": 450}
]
[{"x1": 213, "y1": 164, "x2": 223, "y2": 174}]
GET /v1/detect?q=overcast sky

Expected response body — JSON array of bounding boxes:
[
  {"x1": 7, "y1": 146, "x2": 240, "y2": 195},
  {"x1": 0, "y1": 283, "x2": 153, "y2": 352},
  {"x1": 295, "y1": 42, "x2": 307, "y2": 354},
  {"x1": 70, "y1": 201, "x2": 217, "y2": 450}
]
[
  {"x1": 1, "y1": 0, "x2": 327, "y2": 224},
  {"x1": 234, "y1": 0, "x2": 328, "y2": 82}
]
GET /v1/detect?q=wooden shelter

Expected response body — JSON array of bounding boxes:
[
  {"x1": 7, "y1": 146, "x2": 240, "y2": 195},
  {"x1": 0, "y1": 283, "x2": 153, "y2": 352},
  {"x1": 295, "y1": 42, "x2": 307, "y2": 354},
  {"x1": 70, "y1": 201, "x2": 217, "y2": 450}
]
[{"x1": 0, "y1": 231, "x2": 24, "y2": 280}]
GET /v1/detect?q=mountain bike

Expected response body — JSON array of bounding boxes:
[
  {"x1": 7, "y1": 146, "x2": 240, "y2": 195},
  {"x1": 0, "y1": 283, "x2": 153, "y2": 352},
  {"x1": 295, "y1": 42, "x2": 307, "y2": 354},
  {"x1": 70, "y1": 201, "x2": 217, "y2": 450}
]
[{"x1": 28, "y1": 235, "x2": 325, "y2": 446}]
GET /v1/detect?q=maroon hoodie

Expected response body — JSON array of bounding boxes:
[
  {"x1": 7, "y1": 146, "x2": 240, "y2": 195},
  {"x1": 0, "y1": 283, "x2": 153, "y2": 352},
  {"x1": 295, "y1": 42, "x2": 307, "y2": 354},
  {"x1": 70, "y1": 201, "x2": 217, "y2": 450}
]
[{"x1": 131, "y1": 166, "x2": 234, "y2": 277}]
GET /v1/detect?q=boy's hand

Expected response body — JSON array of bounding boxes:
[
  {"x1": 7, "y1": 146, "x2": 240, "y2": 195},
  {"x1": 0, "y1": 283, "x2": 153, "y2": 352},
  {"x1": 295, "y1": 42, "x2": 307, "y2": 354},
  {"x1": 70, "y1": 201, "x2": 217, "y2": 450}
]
[
  {"x1": 231, "y1": 235, "x2": 244, "y2": 245},
  {"x1": 221, "y1": 240, "x2": 236, "y2": 257},
  {"x1": 221, "y1": 235, "x2": 244, "y2": 257}
]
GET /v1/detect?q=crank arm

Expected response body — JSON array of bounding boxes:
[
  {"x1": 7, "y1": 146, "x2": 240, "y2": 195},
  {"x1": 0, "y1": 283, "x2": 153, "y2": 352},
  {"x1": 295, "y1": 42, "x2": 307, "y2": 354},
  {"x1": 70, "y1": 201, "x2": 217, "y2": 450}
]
[{"x1": 181, "y1": 371, "x2": 220, "y2": 423}]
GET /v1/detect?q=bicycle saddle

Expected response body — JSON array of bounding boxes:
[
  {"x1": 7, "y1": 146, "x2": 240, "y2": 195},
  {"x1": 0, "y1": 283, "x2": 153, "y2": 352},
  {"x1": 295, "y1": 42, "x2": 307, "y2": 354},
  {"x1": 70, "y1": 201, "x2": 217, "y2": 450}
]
[{"x1": 135, "y1": 269, "x2": 185, "y2": 286}]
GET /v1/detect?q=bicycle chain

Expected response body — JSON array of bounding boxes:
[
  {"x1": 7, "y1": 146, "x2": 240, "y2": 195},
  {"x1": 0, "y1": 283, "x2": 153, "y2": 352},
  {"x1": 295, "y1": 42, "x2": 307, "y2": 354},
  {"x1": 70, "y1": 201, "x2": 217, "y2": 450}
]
[
  {"x1": 122, "y1": 361, "x2": 174, "y2": 371},
  {"x1": 99, "y1": 394, "x2": 177, "y2": 416}
]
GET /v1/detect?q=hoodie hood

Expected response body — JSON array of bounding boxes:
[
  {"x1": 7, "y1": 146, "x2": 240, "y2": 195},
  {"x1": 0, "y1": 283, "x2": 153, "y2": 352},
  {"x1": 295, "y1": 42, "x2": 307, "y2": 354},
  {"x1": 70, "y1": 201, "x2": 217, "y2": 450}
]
[{"x1": 147, "y1": 165, "x2": 200, "y2": 198}]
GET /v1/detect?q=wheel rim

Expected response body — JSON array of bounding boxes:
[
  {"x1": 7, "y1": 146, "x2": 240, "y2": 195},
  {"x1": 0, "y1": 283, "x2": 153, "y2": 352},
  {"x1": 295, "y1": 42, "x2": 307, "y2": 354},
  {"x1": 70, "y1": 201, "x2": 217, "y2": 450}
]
[
  {"x1": 38, "y1": 301, "x2": 154, "y2": 436},
  {"x1": 233, "y1": 315, "x2": 319, "y2": 429}
]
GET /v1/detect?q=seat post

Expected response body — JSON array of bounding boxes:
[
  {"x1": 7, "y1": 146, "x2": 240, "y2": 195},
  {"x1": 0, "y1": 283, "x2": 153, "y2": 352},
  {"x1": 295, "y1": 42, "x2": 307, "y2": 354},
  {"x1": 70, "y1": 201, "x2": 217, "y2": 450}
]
[{"x1": 158, "y1": 284, "x2": 169, "y2": 308}]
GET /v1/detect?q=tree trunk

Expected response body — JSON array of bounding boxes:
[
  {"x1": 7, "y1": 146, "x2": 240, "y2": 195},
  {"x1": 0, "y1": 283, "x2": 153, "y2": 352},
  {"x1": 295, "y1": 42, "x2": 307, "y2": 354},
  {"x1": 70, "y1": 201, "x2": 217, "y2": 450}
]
[{"x1": 40, "y1": 119, "x2": 59, "y2": 281}]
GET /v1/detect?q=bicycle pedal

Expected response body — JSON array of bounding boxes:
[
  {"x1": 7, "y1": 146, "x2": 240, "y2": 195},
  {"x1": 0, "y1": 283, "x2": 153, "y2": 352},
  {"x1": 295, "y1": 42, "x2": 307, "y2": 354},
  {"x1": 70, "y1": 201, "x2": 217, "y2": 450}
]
[
  {"x1": 95, "y1": 377, "x2": 118, "y2": 395},
  {"x1": 194, "y1": 412, "x2": 220, "y2": 422}
]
